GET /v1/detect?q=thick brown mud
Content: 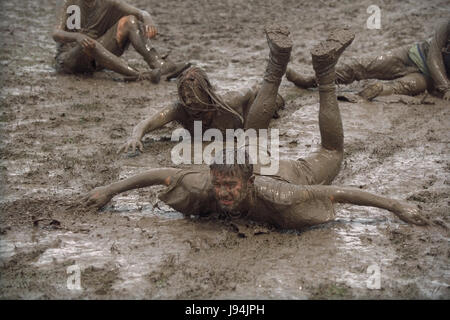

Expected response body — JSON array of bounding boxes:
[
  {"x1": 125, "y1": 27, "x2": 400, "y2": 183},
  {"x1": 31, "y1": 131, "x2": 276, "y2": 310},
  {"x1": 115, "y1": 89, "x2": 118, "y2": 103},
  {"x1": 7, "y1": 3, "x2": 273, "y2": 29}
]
[{"x1": 0, "y1": 0, "x2": 449, "y2": 299}]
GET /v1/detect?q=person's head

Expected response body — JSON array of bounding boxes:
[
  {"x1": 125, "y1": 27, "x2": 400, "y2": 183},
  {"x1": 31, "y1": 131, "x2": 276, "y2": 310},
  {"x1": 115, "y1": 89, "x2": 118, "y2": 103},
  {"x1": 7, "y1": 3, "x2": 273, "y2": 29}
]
[
  {"x1": 177, "y1": 67, "x2": 243, "y2": 123},
  {"x1": 209, "y1": 148, "x2": 254, "y2": 217}
]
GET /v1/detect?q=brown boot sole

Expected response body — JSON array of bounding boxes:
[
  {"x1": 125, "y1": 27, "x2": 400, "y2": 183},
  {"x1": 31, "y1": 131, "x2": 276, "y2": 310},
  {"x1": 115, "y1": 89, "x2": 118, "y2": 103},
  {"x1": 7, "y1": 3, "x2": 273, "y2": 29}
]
[
  {"x1": 264, "y1": 24, "x2": 293, "y2": 54},
  {"x1": 311, "y1": 28, "x2": 355, "y2": 67}
]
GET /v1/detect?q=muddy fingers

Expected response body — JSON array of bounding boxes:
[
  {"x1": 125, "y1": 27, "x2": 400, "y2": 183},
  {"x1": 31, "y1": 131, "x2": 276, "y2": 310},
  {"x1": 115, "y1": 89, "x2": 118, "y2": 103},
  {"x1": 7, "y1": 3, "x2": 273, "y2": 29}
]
[{"x1": 118, "y1": 138, "x2": 144, "y2": 155}]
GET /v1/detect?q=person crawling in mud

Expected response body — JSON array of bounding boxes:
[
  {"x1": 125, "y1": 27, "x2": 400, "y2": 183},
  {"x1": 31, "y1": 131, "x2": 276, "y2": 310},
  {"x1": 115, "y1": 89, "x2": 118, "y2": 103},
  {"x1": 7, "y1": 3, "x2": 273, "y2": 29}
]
[
  {"x1": 286, "y1": 19, "x2": 450, "y2": 101},
  {"x1": 85, "y1": 29, "x2": 429, "y2": 230},
  {"x1": 117, "y1": 25, "x2": 290, "y2": 154},
  {"x1": 52, "y1": 0, "x2": 190, "y2": 82}
]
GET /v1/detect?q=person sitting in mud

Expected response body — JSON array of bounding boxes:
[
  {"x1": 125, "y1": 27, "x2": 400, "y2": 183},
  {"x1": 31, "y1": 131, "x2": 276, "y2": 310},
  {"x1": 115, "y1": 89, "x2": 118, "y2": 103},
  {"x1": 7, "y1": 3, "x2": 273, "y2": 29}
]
[
  {"x1": 85, "y1": 29, "x2": 429, "y2": 230},
  {"x1": 117, "y1": 25, "x2": 290, "y2": 154},
  {"x1": 286, "y1": 19, "x2": 450, "y2": 101},
  {"x1": 52, "y1": 0, "x2": 190, "y2": 82}
]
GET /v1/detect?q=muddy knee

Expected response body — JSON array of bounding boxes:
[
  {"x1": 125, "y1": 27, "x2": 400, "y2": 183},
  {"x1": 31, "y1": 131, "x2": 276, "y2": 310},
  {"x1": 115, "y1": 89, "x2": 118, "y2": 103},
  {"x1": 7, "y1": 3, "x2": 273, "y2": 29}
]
[{"x1": 116, "y1": 15, "x2": 140, "y2": 45}]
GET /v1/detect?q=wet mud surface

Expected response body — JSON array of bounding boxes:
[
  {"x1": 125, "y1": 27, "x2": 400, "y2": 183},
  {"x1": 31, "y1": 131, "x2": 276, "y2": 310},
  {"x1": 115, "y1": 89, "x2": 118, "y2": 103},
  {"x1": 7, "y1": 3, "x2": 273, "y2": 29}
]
[{"x1": 0, "y1": 0, "x2": 449, "y2": 299}]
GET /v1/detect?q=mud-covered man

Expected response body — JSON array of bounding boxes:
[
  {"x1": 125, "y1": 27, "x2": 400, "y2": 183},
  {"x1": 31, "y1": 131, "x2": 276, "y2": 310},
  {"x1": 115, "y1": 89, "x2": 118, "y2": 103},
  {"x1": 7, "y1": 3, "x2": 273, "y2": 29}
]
[
  {"x1": 117, "y1": 25, "x2": 289, "y2": 154},
  {"x1": 53, "y1": 0, "x2": 189, "y2": 82},
  {"x1": 287, "y1": 19, "x2": 450, "y2": 101},
  {"x1": 85, "y1": 29, "x2": 428, "y2": 230}
]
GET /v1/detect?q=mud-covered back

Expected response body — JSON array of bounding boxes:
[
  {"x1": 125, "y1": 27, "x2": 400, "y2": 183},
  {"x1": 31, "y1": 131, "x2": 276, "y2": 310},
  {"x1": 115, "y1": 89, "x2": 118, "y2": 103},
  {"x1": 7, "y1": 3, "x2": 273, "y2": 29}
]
[
  {"x1": 158, "y1": 169, "x2": 217, "y2": 216},
  {"x1": 253, "y1": 176, "x2": 335, "y2": 229}
]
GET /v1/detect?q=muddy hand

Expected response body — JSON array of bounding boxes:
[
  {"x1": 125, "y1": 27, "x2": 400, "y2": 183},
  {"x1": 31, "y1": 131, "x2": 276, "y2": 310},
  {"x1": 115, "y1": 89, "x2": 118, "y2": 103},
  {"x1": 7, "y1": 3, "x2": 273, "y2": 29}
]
[
  {"x1": 117, "y1": 137, "x2": 144, "y2": 154},
  {"x1": 76, "y1": 34, "x2": 96, "y2": 50},
  {"x1": 84, "y1": 186, "x2": 113, "y2": 209},
  {"x1": 394, "y1": 201, "x2": 429, "y2": 226},
  {"x1": 145, "y1": 24, "x2": 157, "y2": 39}
]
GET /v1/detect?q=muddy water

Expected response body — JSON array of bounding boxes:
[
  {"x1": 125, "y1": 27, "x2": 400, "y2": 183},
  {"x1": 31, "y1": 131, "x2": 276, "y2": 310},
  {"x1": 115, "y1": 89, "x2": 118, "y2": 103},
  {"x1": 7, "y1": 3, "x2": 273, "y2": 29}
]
[{"x1": 1, "y1": 0, "x2": 449, "y2": 299}]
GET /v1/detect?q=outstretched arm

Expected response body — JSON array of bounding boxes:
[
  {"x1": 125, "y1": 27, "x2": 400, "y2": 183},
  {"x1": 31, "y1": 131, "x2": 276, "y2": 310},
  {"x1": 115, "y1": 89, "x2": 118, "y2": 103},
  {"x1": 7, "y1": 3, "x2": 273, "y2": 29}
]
[
  {"x1": 113, "y1": 0, "x2": 157, "y2": 38},
  {"x1": 427, "y1": 20, "x2": 450, "y2": 100},
  {"x1": 84, "y1": 168, "x2": 180, "y2": 209},
  {"x1": 118, "y1": 104, "x2": 179, "y2": 154},
  {"x1": 296, "y1": 185, "x2": 429, "y2": 225}
]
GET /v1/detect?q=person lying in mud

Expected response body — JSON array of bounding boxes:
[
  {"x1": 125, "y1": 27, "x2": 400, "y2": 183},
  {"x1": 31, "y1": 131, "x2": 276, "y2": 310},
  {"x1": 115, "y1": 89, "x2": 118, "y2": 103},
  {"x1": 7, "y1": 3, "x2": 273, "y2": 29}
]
[
  {"x1": 52, "y1": 0, "x2": 190, "y2": 82},
  {"x1": 85, "y1": 29, "x2": 429, "y2": 230},
  {"x1": 117, "y1": 25, "x2": 290, "y2": 154},
  {"x1": 286, "y1": 19, "x2": 450, "y2": 101}
]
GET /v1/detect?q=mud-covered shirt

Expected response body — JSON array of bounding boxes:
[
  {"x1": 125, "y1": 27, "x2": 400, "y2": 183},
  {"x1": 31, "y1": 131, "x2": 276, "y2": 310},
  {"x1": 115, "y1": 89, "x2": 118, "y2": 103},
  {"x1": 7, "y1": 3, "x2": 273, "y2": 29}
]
[
  {"x1": 56, "y1": 0, "x2": 132, "y2": 54},
  {"x1": 158, "y1": 160, "x2": 335, "y2": 229}
]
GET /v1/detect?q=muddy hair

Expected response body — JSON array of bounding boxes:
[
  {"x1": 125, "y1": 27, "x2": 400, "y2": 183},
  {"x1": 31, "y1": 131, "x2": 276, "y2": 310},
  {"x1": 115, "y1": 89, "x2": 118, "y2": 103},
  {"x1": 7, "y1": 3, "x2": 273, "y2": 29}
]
[
  {"x1": 176, "y1": 66, "x2": 244, "y2": 124},
  {"x1": 209, "y1": 148, "x2": 253, "y2": 180}
]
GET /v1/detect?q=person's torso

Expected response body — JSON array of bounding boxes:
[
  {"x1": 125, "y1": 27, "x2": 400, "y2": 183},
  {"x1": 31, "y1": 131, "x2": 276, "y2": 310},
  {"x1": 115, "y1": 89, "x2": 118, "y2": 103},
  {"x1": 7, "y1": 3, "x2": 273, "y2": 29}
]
[
  {"x1": 419, "y1": 21, "x2": 450, "y2": 75},
  {"x1": 247, "y1": 176, "x2": 335, "y2": 229},
  {"x1": 157, "y1": 160, "x2": 324, "y2": 226},
  {"x1": 66, "y1": 0, "x2": 127, "y2": 39}
]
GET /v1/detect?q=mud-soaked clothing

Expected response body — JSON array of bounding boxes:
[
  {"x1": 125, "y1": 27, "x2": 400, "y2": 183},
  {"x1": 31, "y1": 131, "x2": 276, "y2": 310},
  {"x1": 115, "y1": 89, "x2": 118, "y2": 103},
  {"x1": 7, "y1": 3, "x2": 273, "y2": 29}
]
[
  {"x1": 158, "y1": 158, "x2": 335, "y2": 229},
  {"x1": 336, "y1": 45, "x2": 421, "y2": 83},
  {"x1": 336, "y1": 20, "x2": 449, "y2": 95},
  {"x1": 55, "y1": 0, "x2": 133, "y2": 73}
]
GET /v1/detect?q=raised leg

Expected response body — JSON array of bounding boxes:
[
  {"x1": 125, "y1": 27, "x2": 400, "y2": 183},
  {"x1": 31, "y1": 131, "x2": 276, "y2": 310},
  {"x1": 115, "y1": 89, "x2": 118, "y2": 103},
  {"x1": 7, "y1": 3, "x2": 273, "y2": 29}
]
[
  {"x1": 302, "y1": 29, "x2": 355, "y2": 184},
  {"x1": 113, "y1": 15, "x2": 190, "y2": 79},
  {"x1": 244, "y1": 24, "x2": 292, "y2": 130}
]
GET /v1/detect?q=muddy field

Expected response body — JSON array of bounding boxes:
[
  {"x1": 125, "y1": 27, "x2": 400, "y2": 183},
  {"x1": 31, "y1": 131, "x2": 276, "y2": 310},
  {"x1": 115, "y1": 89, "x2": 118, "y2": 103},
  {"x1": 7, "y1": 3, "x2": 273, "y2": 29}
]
[{"x1": 0, "y1": 0, "x2": 449, "y2": 299}]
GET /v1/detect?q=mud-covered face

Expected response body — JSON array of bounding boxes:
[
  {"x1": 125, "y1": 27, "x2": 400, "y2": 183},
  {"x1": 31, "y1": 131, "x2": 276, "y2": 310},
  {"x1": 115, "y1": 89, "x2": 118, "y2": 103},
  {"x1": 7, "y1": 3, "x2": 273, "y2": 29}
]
[
  {"x1": 211, "y1": 170, "x2": 251, "y2": 215},
  {"x1": 180, "y1": 80, "x2": 213, "y2": 119}
]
